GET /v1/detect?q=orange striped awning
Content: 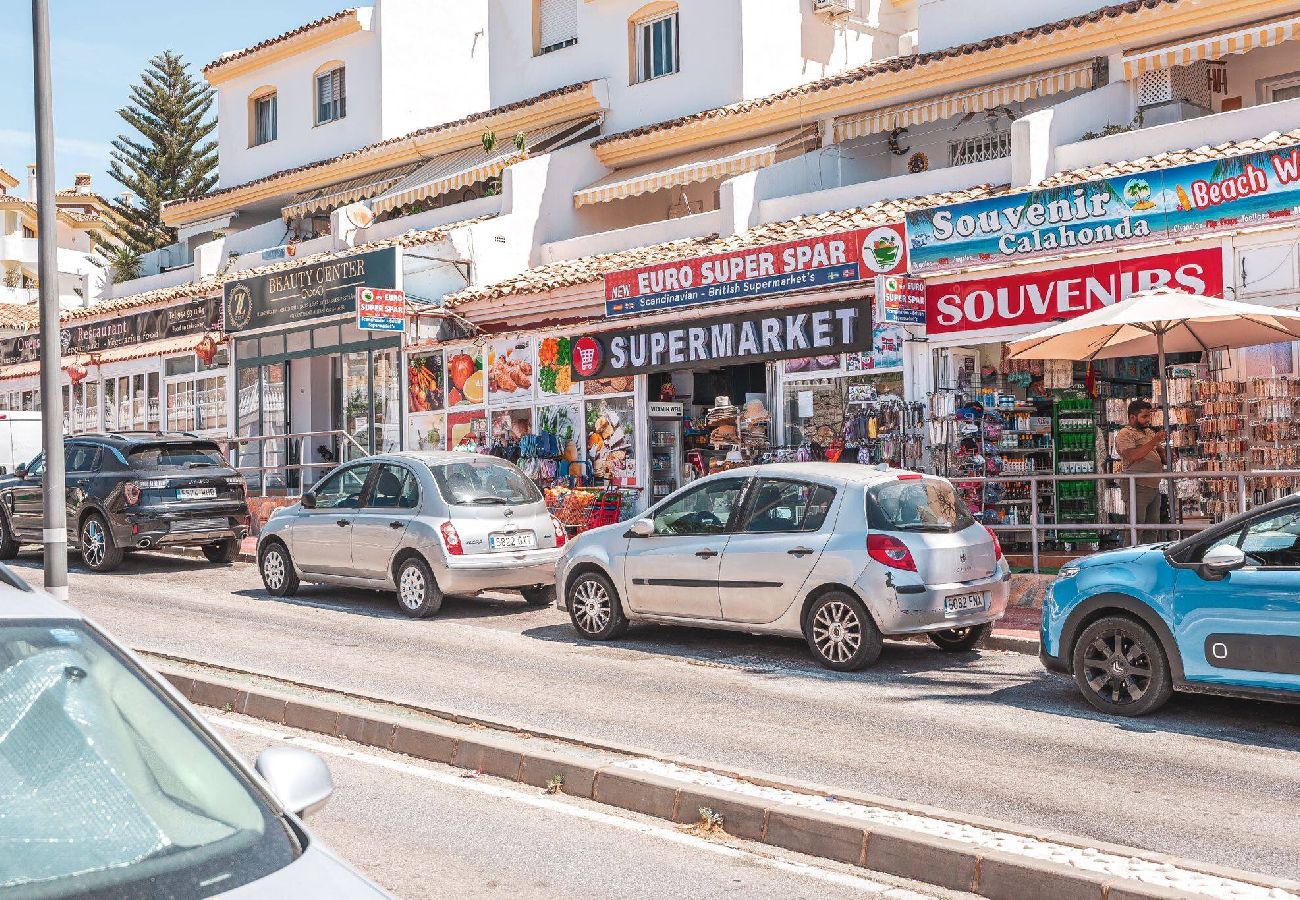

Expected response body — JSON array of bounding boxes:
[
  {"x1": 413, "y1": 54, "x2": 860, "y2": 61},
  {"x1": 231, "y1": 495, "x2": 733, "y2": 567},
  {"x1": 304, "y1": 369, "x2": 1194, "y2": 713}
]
[{"x1": 1121, "y1": 14, "x2": 1300, "y2": 80}]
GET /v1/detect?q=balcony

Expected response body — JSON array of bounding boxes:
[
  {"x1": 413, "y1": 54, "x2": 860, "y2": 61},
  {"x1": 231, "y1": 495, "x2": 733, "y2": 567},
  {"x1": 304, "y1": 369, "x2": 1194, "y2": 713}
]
[{"x1": 540, "y1": 209, "x2": 724, "y2": 265}]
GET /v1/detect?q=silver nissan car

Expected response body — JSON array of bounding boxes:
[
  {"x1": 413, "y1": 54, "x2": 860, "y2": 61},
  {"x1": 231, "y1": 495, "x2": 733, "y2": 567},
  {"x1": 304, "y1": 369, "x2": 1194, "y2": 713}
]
[
  {"x1": 556, "y1": 463, "x2": 1011, "y2": 671},
  {"x1": 257, "y1": 452, "x2": 565, "y2": 617}
]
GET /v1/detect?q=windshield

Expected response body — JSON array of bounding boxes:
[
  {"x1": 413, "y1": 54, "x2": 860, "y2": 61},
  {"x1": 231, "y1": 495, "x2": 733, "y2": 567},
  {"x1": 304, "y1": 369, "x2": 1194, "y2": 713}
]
[
  {"x1": 430, "y1": 459, "x2": 542, "y2": 506},
  {"x1": 128, "y1": 443, "x2": 226, "y2": 469},
  {"x1": 0, "y1": 621, "x2": 297, "y2": 897},
  {"x1": 868, "y1": 477, "x2": 974, "y2": 532}
]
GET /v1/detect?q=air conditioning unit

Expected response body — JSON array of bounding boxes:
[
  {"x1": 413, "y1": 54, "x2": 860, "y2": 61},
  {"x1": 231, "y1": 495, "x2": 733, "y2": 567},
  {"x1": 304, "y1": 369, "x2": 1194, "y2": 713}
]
[{"x1": 813, "y1": 0, "x2": 855, "y2": 18}]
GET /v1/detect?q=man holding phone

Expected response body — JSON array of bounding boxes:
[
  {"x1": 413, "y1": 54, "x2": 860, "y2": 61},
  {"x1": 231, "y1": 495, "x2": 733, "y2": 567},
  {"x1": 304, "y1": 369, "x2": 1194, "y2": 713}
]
[{"x1": 1114, "y1": 399, "x2": 1167, "y2": 539}]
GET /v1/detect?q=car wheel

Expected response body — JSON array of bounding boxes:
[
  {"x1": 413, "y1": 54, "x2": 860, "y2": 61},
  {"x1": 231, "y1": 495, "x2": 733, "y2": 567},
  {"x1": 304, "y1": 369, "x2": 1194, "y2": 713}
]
[
  {"x1": 928, "y1": 622, "x2": 991, "y2": 652},
  {"x1": 0, "y1": 510, "x2": 18, "y2": 560},
  {"x1": 80, "y1": 514, "x2": 123, "y2": 573},
  {"x1": 259, "y1": 541, "x2": 300, "y2": 598},
  {"x1": 567, "y1": 571, "x2": 627, "y2": 640},
  {"x1": 395, "y1": 555, "x2": 442, "y2": 619},
  {"x1": 804, "y1": 591, "x2": 883, "y2": 671},
  {"x1": 1072, "y1": 615, "x2": 1173, "y2": 717},
  {"x1": 202, "y1": 538, "x2": 241, "y2": 564},
  {"x1": 520, "y1": 585, "x2": 555, "y2": 607}
]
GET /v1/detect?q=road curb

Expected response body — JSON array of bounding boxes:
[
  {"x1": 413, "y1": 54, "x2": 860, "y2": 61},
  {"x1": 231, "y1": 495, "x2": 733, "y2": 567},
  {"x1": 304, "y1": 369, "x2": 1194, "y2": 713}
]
[{"x1": 161, "y1": 662, "x2": 1300, "y2": 900}]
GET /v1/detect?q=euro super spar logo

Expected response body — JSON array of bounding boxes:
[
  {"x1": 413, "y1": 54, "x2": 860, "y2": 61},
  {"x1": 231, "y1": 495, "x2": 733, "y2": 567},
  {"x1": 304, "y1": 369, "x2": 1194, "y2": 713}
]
[{"x1": 572, "y1": 336, "x2": 603, "y2": 378}]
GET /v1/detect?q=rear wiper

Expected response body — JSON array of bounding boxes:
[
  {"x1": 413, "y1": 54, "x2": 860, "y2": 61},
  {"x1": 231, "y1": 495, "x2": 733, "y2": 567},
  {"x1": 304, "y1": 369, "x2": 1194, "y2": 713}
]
[
  {"x1": 187, "y1": 462, "x2": 215, "y2": 469},
  {"x1": 464, "y1": 497, "x2": 508, "y2": 505},
  {"x1": 898, "y1": 524, "x2": 952, "y2": 532}
]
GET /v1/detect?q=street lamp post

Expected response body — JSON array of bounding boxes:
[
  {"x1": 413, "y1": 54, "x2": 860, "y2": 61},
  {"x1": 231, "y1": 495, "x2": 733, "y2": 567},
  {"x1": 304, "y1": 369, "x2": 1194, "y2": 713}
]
[{"x1": 31, "y1": 0, "x2": 68, "y2": 600}]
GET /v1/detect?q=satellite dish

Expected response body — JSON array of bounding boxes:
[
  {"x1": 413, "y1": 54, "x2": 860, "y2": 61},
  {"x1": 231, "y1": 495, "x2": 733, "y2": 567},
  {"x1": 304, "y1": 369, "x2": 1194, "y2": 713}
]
[{"x1": 345, "y1": 204, "x2": 374, "y2": 229}]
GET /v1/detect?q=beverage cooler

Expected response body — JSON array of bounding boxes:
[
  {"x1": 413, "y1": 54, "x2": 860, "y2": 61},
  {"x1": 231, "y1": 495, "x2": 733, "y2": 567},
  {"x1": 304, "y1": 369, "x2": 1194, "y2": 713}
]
[{"x1": 648, "y1": 402, "x2": 685, "y2": 502}]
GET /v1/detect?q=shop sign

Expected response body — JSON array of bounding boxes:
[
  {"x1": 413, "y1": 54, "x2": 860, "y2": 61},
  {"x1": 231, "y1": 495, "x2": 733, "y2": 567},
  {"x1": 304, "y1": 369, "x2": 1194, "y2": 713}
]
[
  {"x1": 356, "y1": 287, "x2": 406, "y2": 332},
  {"x1": 647, "y1": 401, "x2": 684, "y2": 418},
  {"x1": 926, "y1": 247, "x2": 1224, "y2": 335},
  {"x1": 906, "y1": 142, "x2": 1300, "y2": 273},
  {"x1": 0, "y1": 296, "x2": 222, "y2": 366},
  {"x1": 223, "y1": 246, "x2": 398, "y2": 333},
  {"x1": 570, "y1": 299, "x2": 872, "y2": 381},
  {"x1": 847, "y1": 324, "x2": 907, "y2": 371},
  {"x1": 603, "y1": 225, "x2": 906, "y2": 318},
  {"x1": 875, "y1": 275, "x2": 926, "y2": 325}
]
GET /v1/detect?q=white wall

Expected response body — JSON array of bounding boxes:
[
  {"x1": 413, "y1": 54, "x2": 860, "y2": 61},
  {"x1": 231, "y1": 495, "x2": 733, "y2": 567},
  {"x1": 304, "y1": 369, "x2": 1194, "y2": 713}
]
[
  {"x1": 1011, "y1": 79, "x2": 1134, "y2": 187},
  {"x1": 916, "y1": 0, "x2": 1105, "y2": 53},
  {"x1": 1220, "y1": 42, "x2": 1300, "y2": 111},
  {"x1": 377, "y1": 0, "x2": 490, "y2": 136}
]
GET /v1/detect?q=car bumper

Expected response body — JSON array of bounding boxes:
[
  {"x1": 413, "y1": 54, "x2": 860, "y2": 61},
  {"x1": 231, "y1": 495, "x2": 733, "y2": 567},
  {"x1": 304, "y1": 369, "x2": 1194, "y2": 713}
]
[
  {"x1": 111, "y1": 507, "x2": 250, "y2": 549},
  {"x1": 869, "y1": 569, "x2": 1011, "y2": 635},
  {"x1": 438, "y1": 548, "x2": 563, "y2": 594}
]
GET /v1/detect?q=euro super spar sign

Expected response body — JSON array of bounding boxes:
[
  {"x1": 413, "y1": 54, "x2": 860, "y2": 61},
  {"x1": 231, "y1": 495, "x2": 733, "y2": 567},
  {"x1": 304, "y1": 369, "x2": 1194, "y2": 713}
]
[{"x1": 603, "y1": 224, "x2": 907, "y2": 317}]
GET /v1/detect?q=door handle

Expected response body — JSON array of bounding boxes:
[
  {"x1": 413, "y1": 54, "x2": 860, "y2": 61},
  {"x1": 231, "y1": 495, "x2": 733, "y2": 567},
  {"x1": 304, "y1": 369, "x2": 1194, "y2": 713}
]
[
  {"x1": 388, "y1": 521, "x2": 404, "y2": 530},
  {"x1": 788, "y1": 547, "x2": 814, "y2": 557},
  {"x1": 695, "y1": 549, "x2": 718, "y2": 558},
  {"x1": 336, "y1": 519, "x2": 351, "y2": 527}
]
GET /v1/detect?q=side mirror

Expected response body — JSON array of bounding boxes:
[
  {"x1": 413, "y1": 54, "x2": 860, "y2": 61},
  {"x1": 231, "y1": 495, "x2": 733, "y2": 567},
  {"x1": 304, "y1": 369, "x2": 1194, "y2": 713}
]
[
  {"x1": 1201, "y1": 543, "x2": 1246, "y2": 579},
  {"x1": 0, "y1": 466, "x2": 7, "y2": 477},
  {"x1": 14, "y1": 465, "x2": 26, "y2": 479},
  {"x1": 255, "y1": 746, "x2": 333, "y2": 819},
  {"x1": 300, "y1": 493, "x2": 317, "y2": 510},
  {"x1": 628, "y1": 518, "x2": 654, "y2": 538}
]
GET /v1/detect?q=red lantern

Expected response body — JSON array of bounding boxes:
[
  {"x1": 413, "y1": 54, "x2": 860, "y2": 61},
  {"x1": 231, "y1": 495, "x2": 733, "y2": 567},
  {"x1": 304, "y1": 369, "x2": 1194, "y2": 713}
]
[
  {"x1": 65, "y1": 362, "x2": 87, "y2": 384},
  {"x1": 195, "y1": 334, "x2": 218, "y2": 366}
]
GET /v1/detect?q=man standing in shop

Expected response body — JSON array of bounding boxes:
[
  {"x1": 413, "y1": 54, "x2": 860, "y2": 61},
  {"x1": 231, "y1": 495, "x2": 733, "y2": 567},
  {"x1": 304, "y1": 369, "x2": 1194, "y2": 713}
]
[{"x1": 1115, "y1": 399, "x2": 1167, "y2": 541}]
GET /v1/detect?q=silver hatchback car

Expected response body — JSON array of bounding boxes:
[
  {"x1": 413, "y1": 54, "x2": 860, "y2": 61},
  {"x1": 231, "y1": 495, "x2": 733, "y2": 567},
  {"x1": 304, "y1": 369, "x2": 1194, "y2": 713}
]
[
  {"x1": 557, "y1": 463, "x2": 1011, "y2": 670},
  {"x1": 258, "y1": 452, "x2": 566, "y2": 617}
]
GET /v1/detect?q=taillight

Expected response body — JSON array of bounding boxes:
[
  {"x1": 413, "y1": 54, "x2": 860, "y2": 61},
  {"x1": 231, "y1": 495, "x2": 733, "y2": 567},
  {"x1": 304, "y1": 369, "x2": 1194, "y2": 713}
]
[
  {"x1": 867, "y1": 533, "x2": 916, "y2": 571},
  {"x1": 551, "y1": 515, "x2": 567, "y2": 548},
  {"x1": 440, "y1": 521, "x2": 463, "y2": 556},
  {"x1": 123, "y1": 482, "x2": 141, "y2": 506},
  {"x1": 984, "y1": 525, "x2": 1004, "y2": 560}
]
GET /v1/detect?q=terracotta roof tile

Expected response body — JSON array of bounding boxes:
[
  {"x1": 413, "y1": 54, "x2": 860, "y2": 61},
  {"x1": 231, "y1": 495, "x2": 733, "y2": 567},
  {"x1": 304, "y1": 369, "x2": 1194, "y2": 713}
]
[
  {"x1": 445, "y1": 185, "x2": 1004, "y2": 307},
  {"x1": 0, "y1": 303, "x2": 38, "y2": 330},
  {"x1": 203, "y1": 8, "x2": 359, "y2": 75},
  {"x1": 595, "y1": 0, "x2": 1180, "y2": 149}
]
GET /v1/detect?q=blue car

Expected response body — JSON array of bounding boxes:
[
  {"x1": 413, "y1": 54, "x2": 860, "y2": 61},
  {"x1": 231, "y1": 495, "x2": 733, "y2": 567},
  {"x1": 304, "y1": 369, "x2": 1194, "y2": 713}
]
[{"x1": 1041, "y1": 495, "x2": 1300, "y2": 716}]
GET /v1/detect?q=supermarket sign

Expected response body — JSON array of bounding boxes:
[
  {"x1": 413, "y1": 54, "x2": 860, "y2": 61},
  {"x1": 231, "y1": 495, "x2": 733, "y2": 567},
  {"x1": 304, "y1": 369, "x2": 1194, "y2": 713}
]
[
  {"x1": 356, "y1": 287, "x2": 406, "y2": 332},
  {"x1": 603, "y1": 224, "x2": 907, "y2": 318},
  {"x1": 926, "y1": 247, "x2": 1224, "y2": 334},
  {"x1": 875, "y1": 275, "x2": 926, "y2": 325}
]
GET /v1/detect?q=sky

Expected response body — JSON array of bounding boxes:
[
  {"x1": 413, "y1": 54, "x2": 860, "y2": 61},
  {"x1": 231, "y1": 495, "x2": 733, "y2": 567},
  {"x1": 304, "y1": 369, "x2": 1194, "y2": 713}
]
[{"x1": 0, "y1": 0, "x2": 344, "y2": 200}]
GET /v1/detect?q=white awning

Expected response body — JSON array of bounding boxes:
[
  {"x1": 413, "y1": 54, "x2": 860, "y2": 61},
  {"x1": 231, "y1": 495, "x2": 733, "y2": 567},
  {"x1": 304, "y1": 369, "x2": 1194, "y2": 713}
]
[
  {"x1": 1121, "y1": 14, "x2": 1300, "y2": 80},
  {"x1": 833, "y1": 61, "x2": 1096, "y2": 143},
  {"x1": 281, "y1": 162, "x2": 423, "y2": 221},
  {"x1": 573, "y1": 129, "x2": 814, "y2": 208},
  {"x1": 370, "y1": 118, "x2": 590, "y2": 216}
]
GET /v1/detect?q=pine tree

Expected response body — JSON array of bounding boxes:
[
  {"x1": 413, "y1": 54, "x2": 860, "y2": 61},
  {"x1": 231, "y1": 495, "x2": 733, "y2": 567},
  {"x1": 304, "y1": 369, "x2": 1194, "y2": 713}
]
[{"x1": 109, "y1": 52, "x2": 217, "y2": 254}]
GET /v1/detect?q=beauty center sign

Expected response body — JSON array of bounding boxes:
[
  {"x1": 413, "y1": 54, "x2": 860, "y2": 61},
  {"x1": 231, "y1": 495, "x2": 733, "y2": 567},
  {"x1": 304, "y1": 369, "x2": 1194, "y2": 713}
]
[
  {"x1": 907, "y1": 142, "x2": 1300, "y2": 273},
  {"x1": 603, "y1": 224, "x2": 907, "y2": 317}
]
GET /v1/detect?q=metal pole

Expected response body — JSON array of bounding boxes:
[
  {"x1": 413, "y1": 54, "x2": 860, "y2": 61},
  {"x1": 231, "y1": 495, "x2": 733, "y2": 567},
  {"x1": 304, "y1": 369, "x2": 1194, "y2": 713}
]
[
  {"x1": 31, "y1": 0, "x2": 67, "y2": 601},
  {"x1": 1156, "y1": 328, "x2": 1175, "y2": 542}
]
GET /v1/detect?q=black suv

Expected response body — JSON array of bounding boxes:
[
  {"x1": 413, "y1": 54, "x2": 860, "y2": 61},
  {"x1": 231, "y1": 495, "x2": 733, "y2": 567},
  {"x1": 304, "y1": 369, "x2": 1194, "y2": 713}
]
[{"x1": 0, "y1": 433, "x2": 252, "y2": 572}]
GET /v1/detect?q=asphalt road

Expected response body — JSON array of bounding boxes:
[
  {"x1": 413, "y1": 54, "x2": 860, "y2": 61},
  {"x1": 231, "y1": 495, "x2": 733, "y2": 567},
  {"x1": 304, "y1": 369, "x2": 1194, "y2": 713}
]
[
  {"x1": 212, "y1": 713, "x2": 952, "y2": 899},
  {"x1": 17, "y1": 552, "x2": 1300, "y2": 880}
]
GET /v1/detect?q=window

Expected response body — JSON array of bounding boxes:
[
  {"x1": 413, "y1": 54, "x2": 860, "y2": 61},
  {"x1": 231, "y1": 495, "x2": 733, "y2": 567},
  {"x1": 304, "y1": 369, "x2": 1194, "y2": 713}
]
[
  {"x1": 165, "y1": 349, "x2": 228, "y2": 433},
  {"x1": 652, "y1": 477, "x2": 745, "y2": 536},
  {"x1": 430, "y1": 459, "x2": 541, "y2": 507},
  {"x1": 311, "y1": 464, "x2": 371, "y2": 510},
  {"x1": 868, "y1": 477, "x2": 975, "y2": 533},
  {"x1": 1203, "y1": 507, "x2": 1300, "y2": 568},
  {"x1": 635, "y1": 10, "x2": 678, "y2": 83},
  {"x1": 127, "y1": 442, "x2": 225, "y2": 469},
  {"x1": 1272, "y1": 82, "x2": 1300, "y2": 102},
  {"x1": 537, "y1": 0, "x2": 578, "y2": 54},
  {"x1": 251, "y1": 90, "x2": 277, "y2": 146},
  {"x1": 739, "y1": 479, "x2": 837, "y2": 534},
  {"x1": 64, "y1": 443, "x2": 101, "y2": 474},
  {"x1": 315, "y1": 66, "x2": 346, "y2": 125},
  {"x1": 368, "y1": 464, "x2": 420, "y2": 510}
]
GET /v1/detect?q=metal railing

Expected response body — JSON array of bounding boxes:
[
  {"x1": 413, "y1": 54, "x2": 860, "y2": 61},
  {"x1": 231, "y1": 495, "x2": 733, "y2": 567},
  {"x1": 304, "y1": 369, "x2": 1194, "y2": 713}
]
[
  {"x1": 220, "y1": 430, "x2": 370, "y2": 497},
  {"x1": 952, "y1": 469, "x2": 1300, "y2": 573}
]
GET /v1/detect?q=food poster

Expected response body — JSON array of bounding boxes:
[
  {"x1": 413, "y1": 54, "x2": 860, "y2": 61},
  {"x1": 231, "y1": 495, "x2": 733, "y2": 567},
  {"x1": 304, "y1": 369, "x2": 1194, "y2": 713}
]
[
  {"x1": 491, "y1": 408, "x2": 533, "y2": 443},
  {"x1": 407, "y1": 412, "x2": 446, "y2": 451},
  {"x1": 488, "y1": 338, "x2": 535, "y2": 404},
  {"x1": 537, "y1": 336, "x2": 578, "y2": 397},
  {"x1": 407, "y1": 351, "x2": 445, "y2": 413},
  {"x1": 585, "y1": 395, "x2": 635, "y2": 485},
  {"x1": 445, "y1": 347, "x2": 485, "y2": 408},
  {"x1": 447, "y1": 409, "x2": 488, "y2": 451},
  {"x1": 784, "y1": 354, "x2": 842, "y2": 376},
  {"x1": 583, "y1": 374, "x2": 637, "y2": 396},
  {"x1": 538, "y1": 402, "x2": 582, "y2": 460}
]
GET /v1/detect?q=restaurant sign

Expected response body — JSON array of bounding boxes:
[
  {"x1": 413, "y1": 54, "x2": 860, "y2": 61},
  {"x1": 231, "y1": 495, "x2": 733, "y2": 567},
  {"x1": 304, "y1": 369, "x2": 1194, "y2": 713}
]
[
  {"x1": 570, "y1": 299, "x2": 872, "y2": 381},
  {"x1": 0, "y1": 296, "x2": 223, "y2": 366},
  {"x1": 907, "y1": 142, "x2": 1300, "y2": 273},
  {"x1": 224, "y1": 246, "x2": 398, "y2": 332},
  {"x1": 926, "y1": 247, "x2": 1224, "y2": 335},
  {"x1": 603, "y1": 225, "x2": 907, "y2": 318}
]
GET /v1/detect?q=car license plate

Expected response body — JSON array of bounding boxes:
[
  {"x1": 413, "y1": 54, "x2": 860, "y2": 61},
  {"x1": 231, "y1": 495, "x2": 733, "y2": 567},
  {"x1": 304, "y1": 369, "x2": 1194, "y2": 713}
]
[
  {"x1": 177, "y1": 487, "x2": 217, "y2": 500},
  {"x1": 943, "y1": 592, "x2": 986, "y2": 617},
  {"x1": 489, "y1": 531, "x2": 536, "y2": 551}
]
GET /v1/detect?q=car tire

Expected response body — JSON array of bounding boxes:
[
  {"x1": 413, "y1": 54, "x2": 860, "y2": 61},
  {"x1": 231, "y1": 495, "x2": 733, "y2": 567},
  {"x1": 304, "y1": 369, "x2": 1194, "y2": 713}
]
[
  {"x1": 804, "y1": 591, "x2": 883, "y2": 671},
  {"x1": 0, "y1": 510, "x2": 18, "y2": 560},
  {"x1": 259, "y1": 541, "x2": 300, "y2": 598},
  {"x1": 1072, "y1": 615, "x2": 1173, "y2": 717},
  {"x1": 80, "y1": 513, "x2": 123, "y2": 573},
  {"x1": 202, "y1": 538, "x2": 241, "y2": 565},
  {"x1": 928, "y1": 622, "x2": 991, "y2": 652},
  {"x1": 395, "y1": 555, "x2": 442, "y2": 619},
  {"x1": 520, "y1": 585, "x2": 556, "y2": 607},
  {"x1": 566, "y1": 571, "x2": 628, "y2": 640}
]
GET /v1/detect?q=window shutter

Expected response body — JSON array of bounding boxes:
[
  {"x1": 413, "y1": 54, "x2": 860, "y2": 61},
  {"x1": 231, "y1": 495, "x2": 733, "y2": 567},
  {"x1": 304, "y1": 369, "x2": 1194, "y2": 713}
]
[{"x1": 538, "y1": 0, "x2": 577, "y2": 50}]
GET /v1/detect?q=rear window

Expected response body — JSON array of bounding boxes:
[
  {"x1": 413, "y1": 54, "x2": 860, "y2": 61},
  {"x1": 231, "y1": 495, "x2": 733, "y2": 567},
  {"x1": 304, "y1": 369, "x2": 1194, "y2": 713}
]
[
  {"x1": 868, "y1": 477, "x2": 974, "y2": 533},
  {"x1": 128, "y1": 443, "x2": 226, "y2": 469},
  {"x1": 430, "y1": 459, "x2": 542, "y2": 506}
]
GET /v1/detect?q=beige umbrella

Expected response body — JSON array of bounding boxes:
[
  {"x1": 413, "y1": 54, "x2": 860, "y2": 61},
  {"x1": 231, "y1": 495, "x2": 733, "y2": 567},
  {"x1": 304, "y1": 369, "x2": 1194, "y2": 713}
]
[{"x1": 1008, "y1": 287, "x2": 1300, "y2": 487}]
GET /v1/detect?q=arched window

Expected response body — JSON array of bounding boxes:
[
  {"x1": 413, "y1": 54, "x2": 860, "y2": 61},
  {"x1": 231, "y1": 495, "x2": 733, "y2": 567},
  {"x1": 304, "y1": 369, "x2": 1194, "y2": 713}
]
[
  {"x1": 629, "y1": 2, "x2": 679, "y2": 84},
  {"x1": 248, "y1": 86, "x2": 277, "y2": 146},
  {"x1": 313, "y1": 61, "x2": 346, "y2": 125}
]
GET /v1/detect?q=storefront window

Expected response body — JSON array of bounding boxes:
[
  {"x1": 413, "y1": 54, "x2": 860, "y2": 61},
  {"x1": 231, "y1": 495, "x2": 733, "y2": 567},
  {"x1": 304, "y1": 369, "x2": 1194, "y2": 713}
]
[
  {"x1": 164, "y1": 350, "x2": 229, "y2": 434},
  {"x1": 372, "y1": 348, "x2": 401, "y2": 453},
  {"x1": 261, "y1": 364, "x2": 288, "y2": 490},
  {"x1": 236, "y1": 368, "x2": 261, "y2": 489},
  {"x1": 341, "y1": 351, "x2": 370, "y2": 451}
]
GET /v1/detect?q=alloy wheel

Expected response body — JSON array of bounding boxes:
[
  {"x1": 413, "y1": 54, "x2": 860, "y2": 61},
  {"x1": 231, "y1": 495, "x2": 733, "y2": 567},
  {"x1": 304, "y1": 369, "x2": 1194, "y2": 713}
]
[
  {"x1": 263, "y1": 550, "x2": 286, "y2": 591},
  {"x1": 572, "y1": 579, "x2": 611, "y2": 634},
  {"x1": 399, "y1": 564, "x2": 427, "y2": 610},
  {"x1": 811, "y1": 600, "x2": 862, "y2": 664},
  {"x1": 1080, "y1": 627, "x2": 1154, "y2": 706},
  {"x1": 82, "y1": 520, "x2": 105, "y2": 568}
]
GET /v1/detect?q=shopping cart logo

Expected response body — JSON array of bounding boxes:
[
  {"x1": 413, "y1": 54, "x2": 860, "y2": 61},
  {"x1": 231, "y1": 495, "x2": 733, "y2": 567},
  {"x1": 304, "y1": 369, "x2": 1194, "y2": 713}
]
[{"x1": 572, "y1": 336, "x2": 604, "y2": 378}]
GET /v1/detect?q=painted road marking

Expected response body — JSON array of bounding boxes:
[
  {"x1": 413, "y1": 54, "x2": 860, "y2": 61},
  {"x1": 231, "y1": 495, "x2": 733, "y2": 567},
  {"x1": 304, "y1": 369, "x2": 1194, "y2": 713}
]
[{"x1": 211, "y1": 715, "x2": 931, "y2": 898}]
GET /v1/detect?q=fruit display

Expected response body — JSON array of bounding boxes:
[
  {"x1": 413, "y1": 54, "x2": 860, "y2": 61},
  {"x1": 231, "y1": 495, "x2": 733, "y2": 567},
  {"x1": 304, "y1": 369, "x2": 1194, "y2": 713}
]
[
  {"x1": 446, "y1": 349, "x2": 483, "y2": 407},
  {"x1": 545, "y1": 486, "x2": 596, "y2": 527},
  {"x1": 406, "y1": 352, "x2": 444, "y2": 412},
  {"x1": 583, "y1": 375, "x2": 636, "y2": 396},
  {"x1": 586, "y1": 396, "x2": 634, "y2": 482},
  {"x1": 488, "y1": 339, "x2": 534, "y2": 402},
  {"x1": 538, "y1": 336, "x2": 576, "y2": 396}
]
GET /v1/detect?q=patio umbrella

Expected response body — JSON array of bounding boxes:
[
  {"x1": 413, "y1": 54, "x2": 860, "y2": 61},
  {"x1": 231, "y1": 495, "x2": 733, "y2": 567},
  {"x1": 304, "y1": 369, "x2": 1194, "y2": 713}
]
[{"x1": 1008, "y1": 288, "x2": 1300, "y2": 484}]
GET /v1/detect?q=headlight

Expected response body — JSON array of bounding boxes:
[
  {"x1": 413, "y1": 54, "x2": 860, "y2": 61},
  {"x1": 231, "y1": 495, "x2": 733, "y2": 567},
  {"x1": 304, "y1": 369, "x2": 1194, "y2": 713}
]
[{"x1": 1056, "y1": 564, "x2": 1081, "y2": 580}]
